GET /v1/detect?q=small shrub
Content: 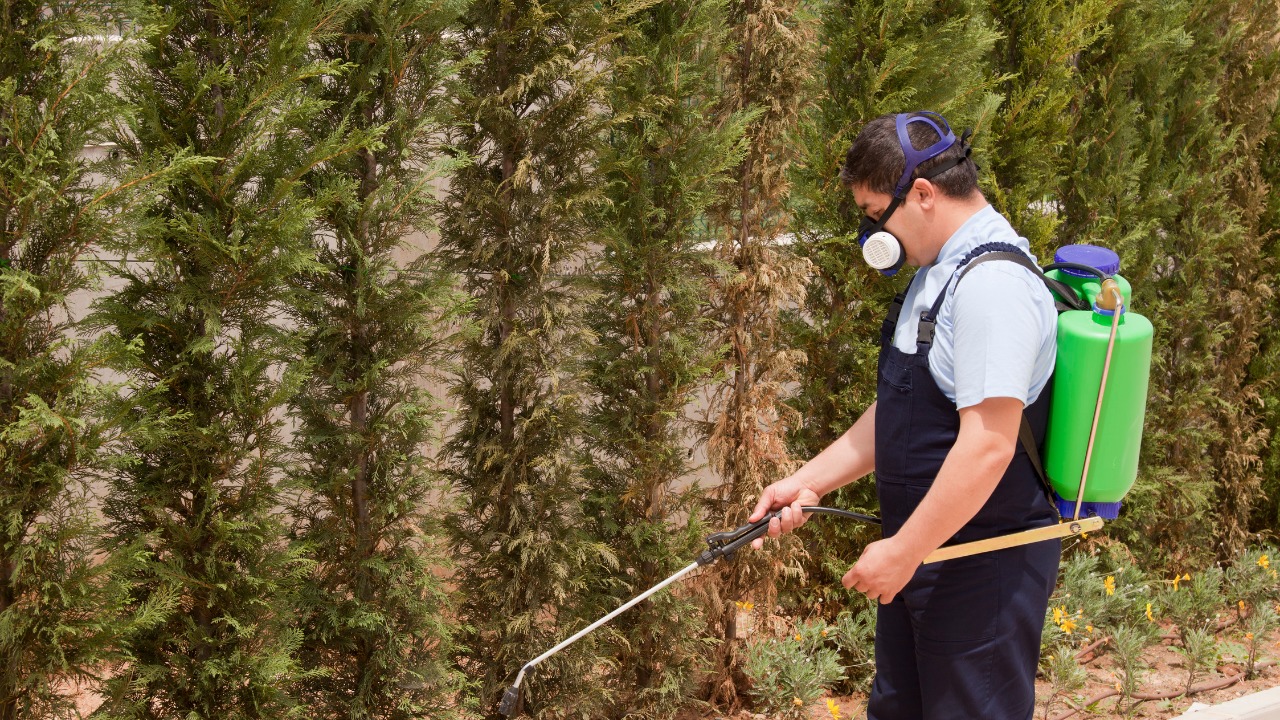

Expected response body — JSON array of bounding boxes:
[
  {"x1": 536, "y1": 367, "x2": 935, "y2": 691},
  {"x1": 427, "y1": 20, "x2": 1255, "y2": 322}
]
[
  {"x1": 1042, "y1": 646, "x2": 1087, "y2": 720},
  {"x1": 1111, "y1": 622, "x2": 1156, "y2": 716},
  {"x1": 1242, "y1": 603, "x2": 1277, "y2": 679},
  {"x1": 827, "y1": 604, "x2": 876, "y2": 694},
  {"x1": 742, "y1": 619, "x2": 845, "y2": 719},
  {"x1": 1225, "y1": 546, "x2": 1279, "y2": 614},
  {"x1": 1174, "y1": 626, "x2": 1216, "y2": 695},
  {"x1": 1162, "y1": 567, "x2": 1225, "y2": 643}
]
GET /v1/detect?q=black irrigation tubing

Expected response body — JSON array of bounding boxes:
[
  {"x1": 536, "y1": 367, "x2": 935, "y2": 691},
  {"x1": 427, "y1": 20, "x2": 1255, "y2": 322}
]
[{"x1": 1047, "y1": 660, "x2": 1278, "y2": 720}]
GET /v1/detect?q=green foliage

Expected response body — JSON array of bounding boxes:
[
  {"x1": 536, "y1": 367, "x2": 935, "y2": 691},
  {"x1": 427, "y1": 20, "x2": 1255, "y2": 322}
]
[
  {"x1": 1049, "y1": 550, "x2": 1151, "y2": 644},
  {"x1": 582, "y1": 0, "x2": 741, "y2": 714},
  {"x1": 438, "y1": 0, "x2": 638, "y2": 713},
  {"x1": 741, "y1": 620, "x2": 845, "y2": 719},
  {"x1": 826, "y1": 605, "x2": 876, "y2": 694},
  {"x1": 1242, "y1": 603, "x2": 1276, "y2": 679},
  {"x1": 288, "y1": 1, "x2": 471, "y2": 718},
  {"x1": 1173, "y1": 626, "x2": 1216, "y2": 695},
  {"x1": 1224, "y1": 546, "x2": 1279, "y2": 613},
  {"x1": 0, "y1": 3, "x2": 161, "y2": 717},
  {"x1": 1109, "y1": 623, "x2": 1153, "y2": 715},
  {"x1": 1056, "y1": 0, "x2": 1279, "y2": 568},
  {"x1": 91, "y1": 2, "x2": 362, "y2": 716},
  {"x1": 983, "y1": 0, "x2": 1112, "y2": 254}
]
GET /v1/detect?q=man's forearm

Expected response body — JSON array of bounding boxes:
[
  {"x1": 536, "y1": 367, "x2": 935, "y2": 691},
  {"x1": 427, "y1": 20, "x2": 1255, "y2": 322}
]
[
  {"x1": 891, "y1": 409, "x2": 1018, "y2": 563},
  {"x1": 791, "y1": 401, "x2": 877, "y2": 497}
]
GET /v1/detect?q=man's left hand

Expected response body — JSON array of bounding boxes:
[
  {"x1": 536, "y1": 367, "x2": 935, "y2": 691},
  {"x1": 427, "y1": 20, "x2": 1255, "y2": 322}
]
[{"x1": 842, "y1": 537, "x2": 922, "y2": 604}]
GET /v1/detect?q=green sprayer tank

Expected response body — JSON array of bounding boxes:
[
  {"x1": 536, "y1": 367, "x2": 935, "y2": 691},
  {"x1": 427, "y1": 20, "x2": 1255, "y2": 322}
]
[{"x1": 1042, "y1": 244, "x2": 1153, "y2": 519}]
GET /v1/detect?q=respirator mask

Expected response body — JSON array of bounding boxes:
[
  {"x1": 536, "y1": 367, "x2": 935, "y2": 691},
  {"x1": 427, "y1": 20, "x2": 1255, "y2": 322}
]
[{"x1": 856, "y1": 112, "x2": 973, "y2": 276}]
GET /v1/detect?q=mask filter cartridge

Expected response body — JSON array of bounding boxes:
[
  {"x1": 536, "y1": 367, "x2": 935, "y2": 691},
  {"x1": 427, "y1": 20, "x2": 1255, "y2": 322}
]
[{"x1": 861, "y1": 231, "x2": 903, "y2": 271}]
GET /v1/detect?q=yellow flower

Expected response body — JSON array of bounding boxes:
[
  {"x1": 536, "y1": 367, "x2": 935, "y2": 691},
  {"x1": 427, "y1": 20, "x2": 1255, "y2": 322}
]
[
  {"x1": 826, "y1": 698, "x2": 842, "y2": 720},
  {"x1": 1104, "y1": 576, "x2": 1116, "y2": 596},
  {"x1": 1086, "y1": 625, "x2": 1094, "y2": 634},
  {"x1": 1259, "y1": 555, "x2": 1270, "y2": 569},
  {"x1": 1173, "y1": 575, "x2": 1182, "y2": 591},
  {"x1": 1053, "y1": 607, "x2": 1065, "y2": 624},
  {"x1": 821, "y1": 629, "x2": 828, "y2": 637},
  {"x1": 735, "y1": 600, "x2": 755, "y2": 612},
  {"x1": 1247, "y1": 632, "x2": 1255, "y2": 641},
  {"x1": 1061, "y1": 619, "x2": 1077, "y2": 634},
  {"x1": 1240, "y1": 600, "x2": 1247, "y2": 613},
  {"x1": 795, "y1": 634, "x2": 802, "y2": 642},
  {"x1": 793, "y1": 697, "x2": 804, "y2": 707},
  {"x1": 1146, "y1": 603, "x2": 1155, "y2": 622}
]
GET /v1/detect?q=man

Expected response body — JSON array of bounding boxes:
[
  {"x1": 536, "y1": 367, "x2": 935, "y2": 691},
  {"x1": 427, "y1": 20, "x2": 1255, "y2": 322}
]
[{"x1": 749, "y1": 111, "x2": 1061, "y2": 719}]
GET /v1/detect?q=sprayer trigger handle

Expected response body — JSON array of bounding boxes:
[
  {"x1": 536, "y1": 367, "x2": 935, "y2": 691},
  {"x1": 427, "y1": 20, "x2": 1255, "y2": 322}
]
[{"x1": 499, "y1": 685, "x2": 520, "y2": 717}]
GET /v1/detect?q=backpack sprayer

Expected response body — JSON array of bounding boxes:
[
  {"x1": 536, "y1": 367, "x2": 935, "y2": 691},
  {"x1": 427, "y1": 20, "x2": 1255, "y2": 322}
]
[{"x1": 499, "y1": 243, "x2": 1151, "y2": 718}]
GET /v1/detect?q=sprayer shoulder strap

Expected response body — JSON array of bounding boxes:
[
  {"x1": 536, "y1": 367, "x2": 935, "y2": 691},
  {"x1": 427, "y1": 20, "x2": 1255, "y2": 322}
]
[{"x1": 950, "y1": 242, "x2": 1069, "y2": 520}]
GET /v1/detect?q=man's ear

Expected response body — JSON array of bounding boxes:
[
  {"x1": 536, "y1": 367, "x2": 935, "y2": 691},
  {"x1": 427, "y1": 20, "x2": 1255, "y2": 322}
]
[{"x1": 911, "y1": 178, "x2": 937, "y2": 211}]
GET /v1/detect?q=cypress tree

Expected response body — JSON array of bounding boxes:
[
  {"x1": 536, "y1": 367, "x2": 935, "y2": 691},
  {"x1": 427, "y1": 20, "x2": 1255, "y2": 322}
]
[
  {"x1": 583, "y1": 0, "x2": 743, "y2": 714},
  {"x1": 0, "y1": 5, "x2": 149, "y2": 717},
  {"x1": 1057, "y1": 0, "x2": 1261, "y2": 566},
  {"x1": 1205, "y1": 0, "x2": 1280, "y2": 555},
  {"x1": 699, "y1": 0, "x2": 814, "y2": 704},
  {"x1": 783, "y1": 0, "x2": 1002, "y2": 612},
  {"x1": 93, "y1": 2, "x2": 357, "y2": 716},
  {"x1": 438, "y1": 0, "x2": 630, "y2": 713},
  {"x1": 1252, "y1": 48, "x2": 1280, "y2": 537},
  {"x1": 289, "y1": 2, "x2": 469, "y2": 717},
  {"x1": 983, "y1": 0, "x2": 1111, "y2": 253}
]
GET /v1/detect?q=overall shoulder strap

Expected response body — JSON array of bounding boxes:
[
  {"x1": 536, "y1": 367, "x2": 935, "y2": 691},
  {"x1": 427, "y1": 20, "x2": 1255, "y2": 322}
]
[{"x1": 940, "y1": 241, "x2": 1072, "y2": 519}]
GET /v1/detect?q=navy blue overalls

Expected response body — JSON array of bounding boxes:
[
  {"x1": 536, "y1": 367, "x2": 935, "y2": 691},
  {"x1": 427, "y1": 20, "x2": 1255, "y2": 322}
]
[{"x1": 867, "y1": 252, "x2": 1062, "y2": 720}]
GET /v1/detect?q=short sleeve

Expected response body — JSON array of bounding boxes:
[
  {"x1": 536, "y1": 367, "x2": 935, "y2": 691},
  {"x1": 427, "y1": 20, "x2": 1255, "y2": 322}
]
[{"x1": 949, "y1": 263, "x2": 1052, "y2": 409}]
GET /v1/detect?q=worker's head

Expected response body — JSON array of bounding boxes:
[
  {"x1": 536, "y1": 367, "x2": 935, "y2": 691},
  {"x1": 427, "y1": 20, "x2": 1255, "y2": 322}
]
[{"x1": 840, "y1": 112, "x2": 981, "y2": 274}]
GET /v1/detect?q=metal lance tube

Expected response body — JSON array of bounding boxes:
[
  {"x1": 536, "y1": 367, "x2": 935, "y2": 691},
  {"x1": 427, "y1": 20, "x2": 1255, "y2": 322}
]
[
  {"x1": 499, "y1": 561, "x2": 701, "y2": 716},
  {"x1": 1074, "y1": 279, "x2": 1124, "y2": 521}
]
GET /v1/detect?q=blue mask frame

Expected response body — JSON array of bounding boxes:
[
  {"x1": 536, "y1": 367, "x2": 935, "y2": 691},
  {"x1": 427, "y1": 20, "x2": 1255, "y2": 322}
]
[{"x1": 855, "y1": 111, "x2": 971, "y2": 276}]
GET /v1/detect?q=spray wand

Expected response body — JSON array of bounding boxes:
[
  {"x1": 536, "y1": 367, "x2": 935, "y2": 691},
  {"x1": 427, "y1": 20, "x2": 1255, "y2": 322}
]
[{"x1": 498, "y1": 506, "x2": 879, "y2": 717}]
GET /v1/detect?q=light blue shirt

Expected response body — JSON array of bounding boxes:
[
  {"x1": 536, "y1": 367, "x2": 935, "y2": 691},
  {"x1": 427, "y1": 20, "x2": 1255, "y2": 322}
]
[{"x1": 891, "y1": 205, "x2": 1057, "y2": 409}]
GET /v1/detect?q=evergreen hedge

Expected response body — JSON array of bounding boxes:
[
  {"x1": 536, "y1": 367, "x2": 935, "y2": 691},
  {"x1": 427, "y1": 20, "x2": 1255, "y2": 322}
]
[{"x1": 0, "y1": 0, "x2": 1278, "y2": 717}]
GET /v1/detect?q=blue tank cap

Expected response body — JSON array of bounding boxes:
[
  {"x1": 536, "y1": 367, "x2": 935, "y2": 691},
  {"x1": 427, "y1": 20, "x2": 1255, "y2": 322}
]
[
  {"x1": 1053, "y1": 492, "x2": 1122, "y2": 521},
  {"x1": 1054, "y1": 244, "x2": 1120, "y2": 278}
]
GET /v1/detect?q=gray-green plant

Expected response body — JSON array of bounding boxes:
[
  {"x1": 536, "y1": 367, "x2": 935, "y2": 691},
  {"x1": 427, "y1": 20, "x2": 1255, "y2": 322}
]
[
  {"x1": 1224, "y1": 546, "x2": 1279, "y2": 614},
  {"x1": 1161, "y1": 567, "x2": 1225, "y2": 645},
  {"x1": 1110, "y1": 622, "x2": 1154, "y2": 716},
  {"x1": 287, "y1": 1, "x2": 471, "y2": 717},
  {"x1": 1173, "y1": 626, "x2": 1216, "y2": 697},
  {"x1": 1242, "y1": 602, "x2": 1276, "y2": 679},
  {"x1": 741, "y1": 620, "x2": 845, "y2": 720},
  {"x1": 1042, "y1": 646, "x2": 1087, "y2": 720},
  {"x1": 93, "y1": 2, "x2": 360, "y2": 716},
  {"x1": 827, "y1": 605, "x2": 876, "y2": 694}
]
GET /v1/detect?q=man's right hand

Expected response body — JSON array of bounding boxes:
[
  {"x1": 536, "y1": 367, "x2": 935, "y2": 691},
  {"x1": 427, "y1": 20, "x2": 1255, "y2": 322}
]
[{"x1": 748, "y1": 476, "x2": 823, "y2": 550}]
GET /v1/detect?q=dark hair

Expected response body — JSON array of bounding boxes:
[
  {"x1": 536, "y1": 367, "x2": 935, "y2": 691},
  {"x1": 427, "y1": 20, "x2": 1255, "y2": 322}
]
[{"x1": 839, "y1": 113, "x2": 978, "y2": 198}]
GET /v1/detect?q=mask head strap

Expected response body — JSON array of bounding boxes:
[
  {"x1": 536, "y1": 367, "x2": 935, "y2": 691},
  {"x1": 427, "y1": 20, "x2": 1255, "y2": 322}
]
[{"x1": 894, "y1": 112, "x2": 960, "y2": 197}]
